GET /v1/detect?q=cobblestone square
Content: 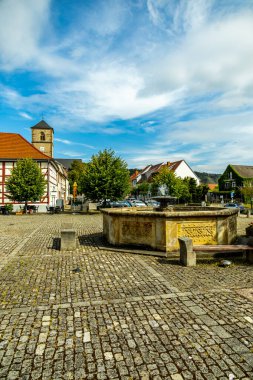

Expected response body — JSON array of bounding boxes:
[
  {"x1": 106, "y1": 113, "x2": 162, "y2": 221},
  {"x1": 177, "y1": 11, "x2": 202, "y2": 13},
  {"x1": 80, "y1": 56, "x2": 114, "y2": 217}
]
[{"x1": 0, "y1": 213, "x2": 253, "y2": 379}]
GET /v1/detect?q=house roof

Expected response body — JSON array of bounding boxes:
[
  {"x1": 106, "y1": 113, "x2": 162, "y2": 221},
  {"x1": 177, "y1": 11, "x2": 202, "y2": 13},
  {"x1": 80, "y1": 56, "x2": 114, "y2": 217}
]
[
  {"x1": 31, "y1": 120, "x2": 54, "y2": 132},
  {"x1": 0, "y1": 133, "x2": 51, "y2": 160},
  {"x1": 130, "y1": 170, "x2": 139, "y2": 181},
  {"x1": 168, "y1": 160, "x2": 183, "y2": 171},
  {"x1": 136, "y1": 159, "x2": 199, "y2": 184},
  {"x1": 137, "y1": 161, "x2": 179, "y2": 183},
  {"x1": 55, "y1": 158, "x2": 82, "y2": 170},
  {"x1": 231, "y1": 165, "x2": 253, "y2": 178},
  {"x1": 145, "y1": 161, "x2": 183, "y2": 179},
  {"x1": 208, "y1": 183, "x2": 217, "y2": 190}
]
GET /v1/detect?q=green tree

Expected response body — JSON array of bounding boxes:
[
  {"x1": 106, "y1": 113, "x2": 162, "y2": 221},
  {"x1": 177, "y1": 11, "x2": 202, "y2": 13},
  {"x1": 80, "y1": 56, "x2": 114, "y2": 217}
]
[
  {"x1": 188, "y1": 178, "x2": 197, "y2": 202},
  {"x1": 6, "y1": 158, "x2": 47, "y2": 212},
  {"x1": 153, "y1": 167, "x2": 183, "y2": 198},
  {"x1": 240, "y1": 180, "x2": 253, "y2": 204},
  {"x1": 150, "y1": 182, "x2": 159, "y2": 196},
  {"x1": 68, "y1": 160, "x2": 86, "y2": 194},
  {"x1": 179, "y1": 178, "x2": 191, "y2": 203},
  {"x1": 80, "y1": 149, "x2": 130, "y2": 202},
  {"x1": 136, "y1": 181, "x2": 150, "y2": 200},
  {"x1": 196, "y1": 184, "x2": 209, "y2": 201}
]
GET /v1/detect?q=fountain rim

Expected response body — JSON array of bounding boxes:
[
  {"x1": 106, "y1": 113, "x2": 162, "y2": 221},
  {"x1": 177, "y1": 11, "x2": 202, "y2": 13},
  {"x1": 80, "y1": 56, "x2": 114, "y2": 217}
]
[{"x1": 100, "y1": 206, "x2": 238, "y2": 218}]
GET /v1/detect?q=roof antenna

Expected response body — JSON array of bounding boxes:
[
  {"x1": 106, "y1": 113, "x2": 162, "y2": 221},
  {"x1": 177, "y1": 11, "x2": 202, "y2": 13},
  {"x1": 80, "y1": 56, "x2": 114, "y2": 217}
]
[{"x1": 41, "y1": 113, "x2": 44, "y2": 120}]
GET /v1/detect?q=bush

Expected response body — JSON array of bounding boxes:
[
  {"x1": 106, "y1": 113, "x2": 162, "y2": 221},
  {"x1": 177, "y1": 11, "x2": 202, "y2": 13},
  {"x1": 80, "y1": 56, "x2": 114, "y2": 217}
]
[{"x1": 5, "y1": 203, "x2": 13, "y2": 213}]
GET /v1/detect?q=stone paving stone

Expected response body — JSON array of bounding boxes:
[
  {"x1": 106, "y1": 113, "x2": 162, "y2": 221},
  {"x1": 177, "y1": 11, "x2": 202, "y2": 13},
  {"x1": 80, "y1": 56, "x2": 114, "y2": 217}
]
[{"x1": 0, "y1": 214, "x2": 253, "y2": 379}]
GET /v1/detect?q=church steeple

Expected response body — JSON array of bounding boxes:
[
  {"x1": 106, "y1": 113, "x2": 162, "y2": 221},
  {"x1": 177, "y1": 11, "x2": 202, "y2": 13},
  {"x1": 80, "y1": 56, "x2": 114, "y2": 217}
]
[{"x1": 31, "y1": 120, "x2": 54, "y2": 157}]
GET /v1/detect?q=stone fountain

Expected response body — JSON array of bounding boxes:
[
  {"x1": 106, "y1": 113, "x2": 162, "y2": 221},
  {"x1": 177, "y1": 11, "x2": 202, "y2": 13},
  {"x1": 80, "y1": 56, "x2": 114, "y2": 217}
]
[{"x1": 102, "y1": 199, "x2": 238, "y2": 254}]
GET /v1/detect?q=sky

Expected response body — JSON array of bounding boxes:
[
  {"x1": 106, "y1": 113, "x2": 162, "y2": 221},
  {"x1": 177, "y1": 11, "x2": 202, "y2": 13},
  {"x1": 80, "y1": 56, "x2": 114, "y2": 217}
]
[{"x1": 1, "y1": 0, "x2": 253, "y2": 173}]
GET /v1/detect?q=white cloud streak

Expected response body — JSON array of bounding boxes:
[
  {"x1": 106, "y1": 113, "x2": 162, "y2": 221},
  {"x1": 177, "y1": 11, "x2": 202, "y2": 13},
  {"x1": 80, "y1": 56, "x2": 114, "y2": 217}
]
[{"x1": 19, "y1": 112, "x2": 33, "y2": 120}]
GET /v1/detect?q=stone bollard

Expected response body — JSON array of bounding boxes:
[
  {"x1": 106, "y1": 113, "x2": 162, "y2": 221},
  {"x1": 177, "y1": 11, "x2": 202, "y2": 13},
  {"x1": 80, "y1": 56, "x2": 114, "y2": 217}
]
[
  {"x1": 178, "y1": 237, "x2": 196, "y2": 267},
  {"x1": 247, "y1": 210, "x2": 251, "y2": 218},
  {"x1": 61, "y1": 223, "x2": 76, "y2": 250}
]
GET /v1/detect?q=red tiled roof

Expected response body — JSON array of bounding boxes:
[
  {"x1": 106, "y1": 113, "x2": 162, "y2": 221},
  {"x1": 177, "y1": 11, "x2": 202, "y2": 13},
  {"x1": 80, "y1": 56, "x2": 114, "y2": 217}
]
[
  {"x1": 130, "y1": 170, "x2": 139, "y2": 181},
  {"x1": 208, "y1": 183, "x2": 218, "y2": 190},
  {"x1": 168, "y1": 160, "x2": 183, "y2": 171},
  {"x1": 0, "y1": 133, "x2": 51, "y2": 160}
]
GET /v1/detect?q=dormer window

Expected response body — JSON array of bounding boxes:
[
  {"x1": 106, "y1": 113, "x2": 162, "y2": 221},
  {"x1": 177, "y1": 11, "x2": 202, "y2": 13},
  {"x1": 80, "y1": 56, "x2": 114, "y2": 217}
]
[{"x1": 40, "y1": 132, "x2": 45, "y2": 141}]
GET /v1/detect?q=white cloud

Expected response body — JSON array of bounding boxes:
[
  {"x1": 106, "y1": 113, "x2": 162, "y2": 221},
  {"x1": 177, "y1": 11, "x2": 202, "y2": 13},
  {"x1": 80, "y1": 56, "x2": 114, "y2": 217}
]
[
  {"x1": 60, "y1": 150, "x2": 86, "y2": 158},
  {"x1": 19, "y1": 112, "x2": 33, "y2": 120},
  {"x1": 55, "y1": 138, "x2": 72, "y2": 145},
  {"x1": 142, "y1": 11, "x2": 253, "y2": 100},
  {"x1": 55, "y1": 138, "x2": 95, "y2": 149},
  {"x1": 0, "y1": 0, "x2": 50, "y2": 70},
  {"x1": 82, "y1": 0, "x2": 129, "y2": 37},
  {"x1": 147, "y1": 0, "x2": 212, "y2": 34}
]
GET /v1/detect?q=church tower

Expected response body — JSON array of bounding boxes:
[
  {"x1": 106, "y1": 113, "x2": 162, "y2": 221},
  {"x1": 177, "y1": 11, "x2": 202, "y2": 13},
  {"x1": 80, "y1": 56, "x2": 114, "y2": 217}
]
[{"x1": 31, "y1": 120, "x2": 54, "y2": 157}]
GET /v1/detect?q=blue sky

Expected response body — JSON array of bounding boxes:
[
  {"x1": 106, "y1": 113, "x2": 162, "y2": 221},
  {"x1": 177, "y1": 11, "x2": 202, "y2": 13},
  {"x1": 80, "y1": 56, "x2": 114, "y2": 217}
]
[{"x1": 1, "y1": 0, "x2": 253, "y2": 173}]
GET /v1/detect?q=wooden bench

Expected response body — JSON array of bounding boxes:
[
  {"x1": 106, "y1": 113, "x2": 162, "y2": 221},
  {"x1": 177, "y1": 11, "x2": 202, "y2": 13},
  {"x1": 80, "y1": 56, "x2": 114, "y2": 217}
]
[
  {"x1": 61, "y1": 223, "x2": 76, "y2": 251},
  {"x1": 178, "y1": 237, "x2": 253, "y2": 266}
]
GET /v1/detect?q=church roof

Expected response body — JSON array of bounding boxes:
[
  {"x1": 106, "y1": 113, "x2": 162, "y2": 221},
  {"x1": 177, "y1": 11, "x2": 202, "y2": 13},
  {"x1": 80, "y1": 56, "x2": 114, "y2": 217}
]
[
  {"x1": 31, "y1": 120, "x2": 54, "y2": 132},
  {"x1": 0, "y1": 133, "x2": 51, "y2": 160}
]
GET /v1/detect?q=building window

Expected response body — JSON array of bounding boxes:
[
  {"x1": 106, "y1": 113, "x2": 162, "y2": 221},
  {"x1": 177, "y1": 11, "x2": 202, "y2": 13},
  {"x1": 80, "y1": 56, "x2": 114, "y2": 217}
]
[
  {"x1": 229, "y1": 172, "x2": 233, "y2": 179},
  {"x1": 232, "y1": 181, "x2": 236, "y2": 188},
  {"x1": 40, "y1": 132, "x2": 45, "y2": 141},
  {"x1": 225, "y1": 182, "x2": 229, "y2": 189}
]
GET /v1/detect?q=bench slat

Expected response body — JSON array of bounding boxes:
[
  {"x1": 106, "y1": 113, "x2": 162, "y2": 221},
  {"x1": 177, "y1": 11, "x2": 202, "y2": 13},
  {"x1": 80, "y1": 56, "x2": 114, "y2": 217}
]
[{"x1": 194, "y1": 244, "x2": 252, "y2": 252}]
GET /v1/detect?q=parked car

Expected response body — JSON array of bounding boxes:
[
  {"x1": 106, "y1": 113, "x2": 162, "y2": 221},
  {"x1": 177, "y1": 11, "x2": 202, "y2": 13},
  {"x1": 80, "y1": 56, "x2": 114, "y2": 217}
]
[
  {"x1": 129, "y1": 200, "x2": 147, "y2": 207},
  {"x1": 224, "y1": 203, "x2": 245, "y2": 211},
  {"x1": 145, "y1": 200, "x2": 160, "y2": 207},
  {"x1": 97, "y1": 200, "x2": 132, "y2": 209},
  {"x1": 115, "y1": 200, "x2": 132, "y2": 207},
  {"x1": 97, "y1": 200, "x2": 110, "y2": 209}
]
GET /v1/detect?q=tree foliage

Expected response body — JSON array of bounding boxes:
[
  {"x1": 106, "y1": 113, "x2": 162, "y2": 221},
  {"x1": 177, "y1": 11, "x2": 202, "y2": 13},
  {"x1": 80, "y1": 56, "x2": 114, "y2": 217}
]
[
  {"x1": 196, "y1": 184, "x2": 209, "y2": 201},
  {"x1": 240, "y1": 180, "x2": 253, "y2": 203},
  {"x1": 131, "y1": 181, "x2": 150, "y2": 199},
  {"x1": 68, "y1": 160, "x2": 86, "y2": 194},
  {"x1": 6, "y1": 158, "x2": 47, "y2": 210},
  {"x1": 152, "y1": 167, "x2": 209, "y2": 202},
  {"x1": 153, "y1": 167, "x2": 182, "y2": 197},
  {"x1": 80, "y1": 149, "x2": 130, "y2": 201}
]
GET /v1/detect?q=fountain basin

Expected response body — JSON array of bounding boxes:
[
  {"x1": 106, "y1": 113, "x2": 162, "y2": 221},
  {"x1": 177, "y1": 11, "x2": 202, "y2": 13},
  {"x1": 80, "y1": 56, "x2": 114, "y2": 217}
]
[{"x1": 102, "y1": 206, "x2": 238, "y2": 253}]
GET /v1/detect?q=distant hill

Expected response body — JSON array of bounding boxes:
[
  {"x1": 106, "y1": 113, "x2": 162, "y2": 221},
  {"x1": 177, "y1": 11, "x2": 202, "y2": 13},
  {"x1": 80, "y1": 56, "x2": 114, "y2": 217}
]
[{"x1": 195, "y1": 171, "x2": 221, "y2": 184}]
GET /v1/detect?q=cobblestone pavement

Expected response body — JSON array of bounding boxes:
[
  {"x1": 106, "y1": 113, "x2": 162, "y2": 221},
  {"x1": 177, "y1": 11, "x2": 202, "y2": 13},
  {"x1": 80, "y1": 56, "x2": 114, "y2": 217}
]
[{"x1": 0, "y1": 213, "x2": 253, "y2": 380}]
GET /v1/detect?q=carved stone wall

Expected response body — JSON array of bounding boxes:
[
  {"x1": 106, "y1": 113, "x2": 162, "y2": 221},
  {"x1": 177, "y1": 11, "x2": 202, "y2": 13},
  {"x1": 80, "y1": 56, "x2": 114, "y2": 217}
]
[{"x1": 121, "y1": 221, "x2": 153, "y2": 245}]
